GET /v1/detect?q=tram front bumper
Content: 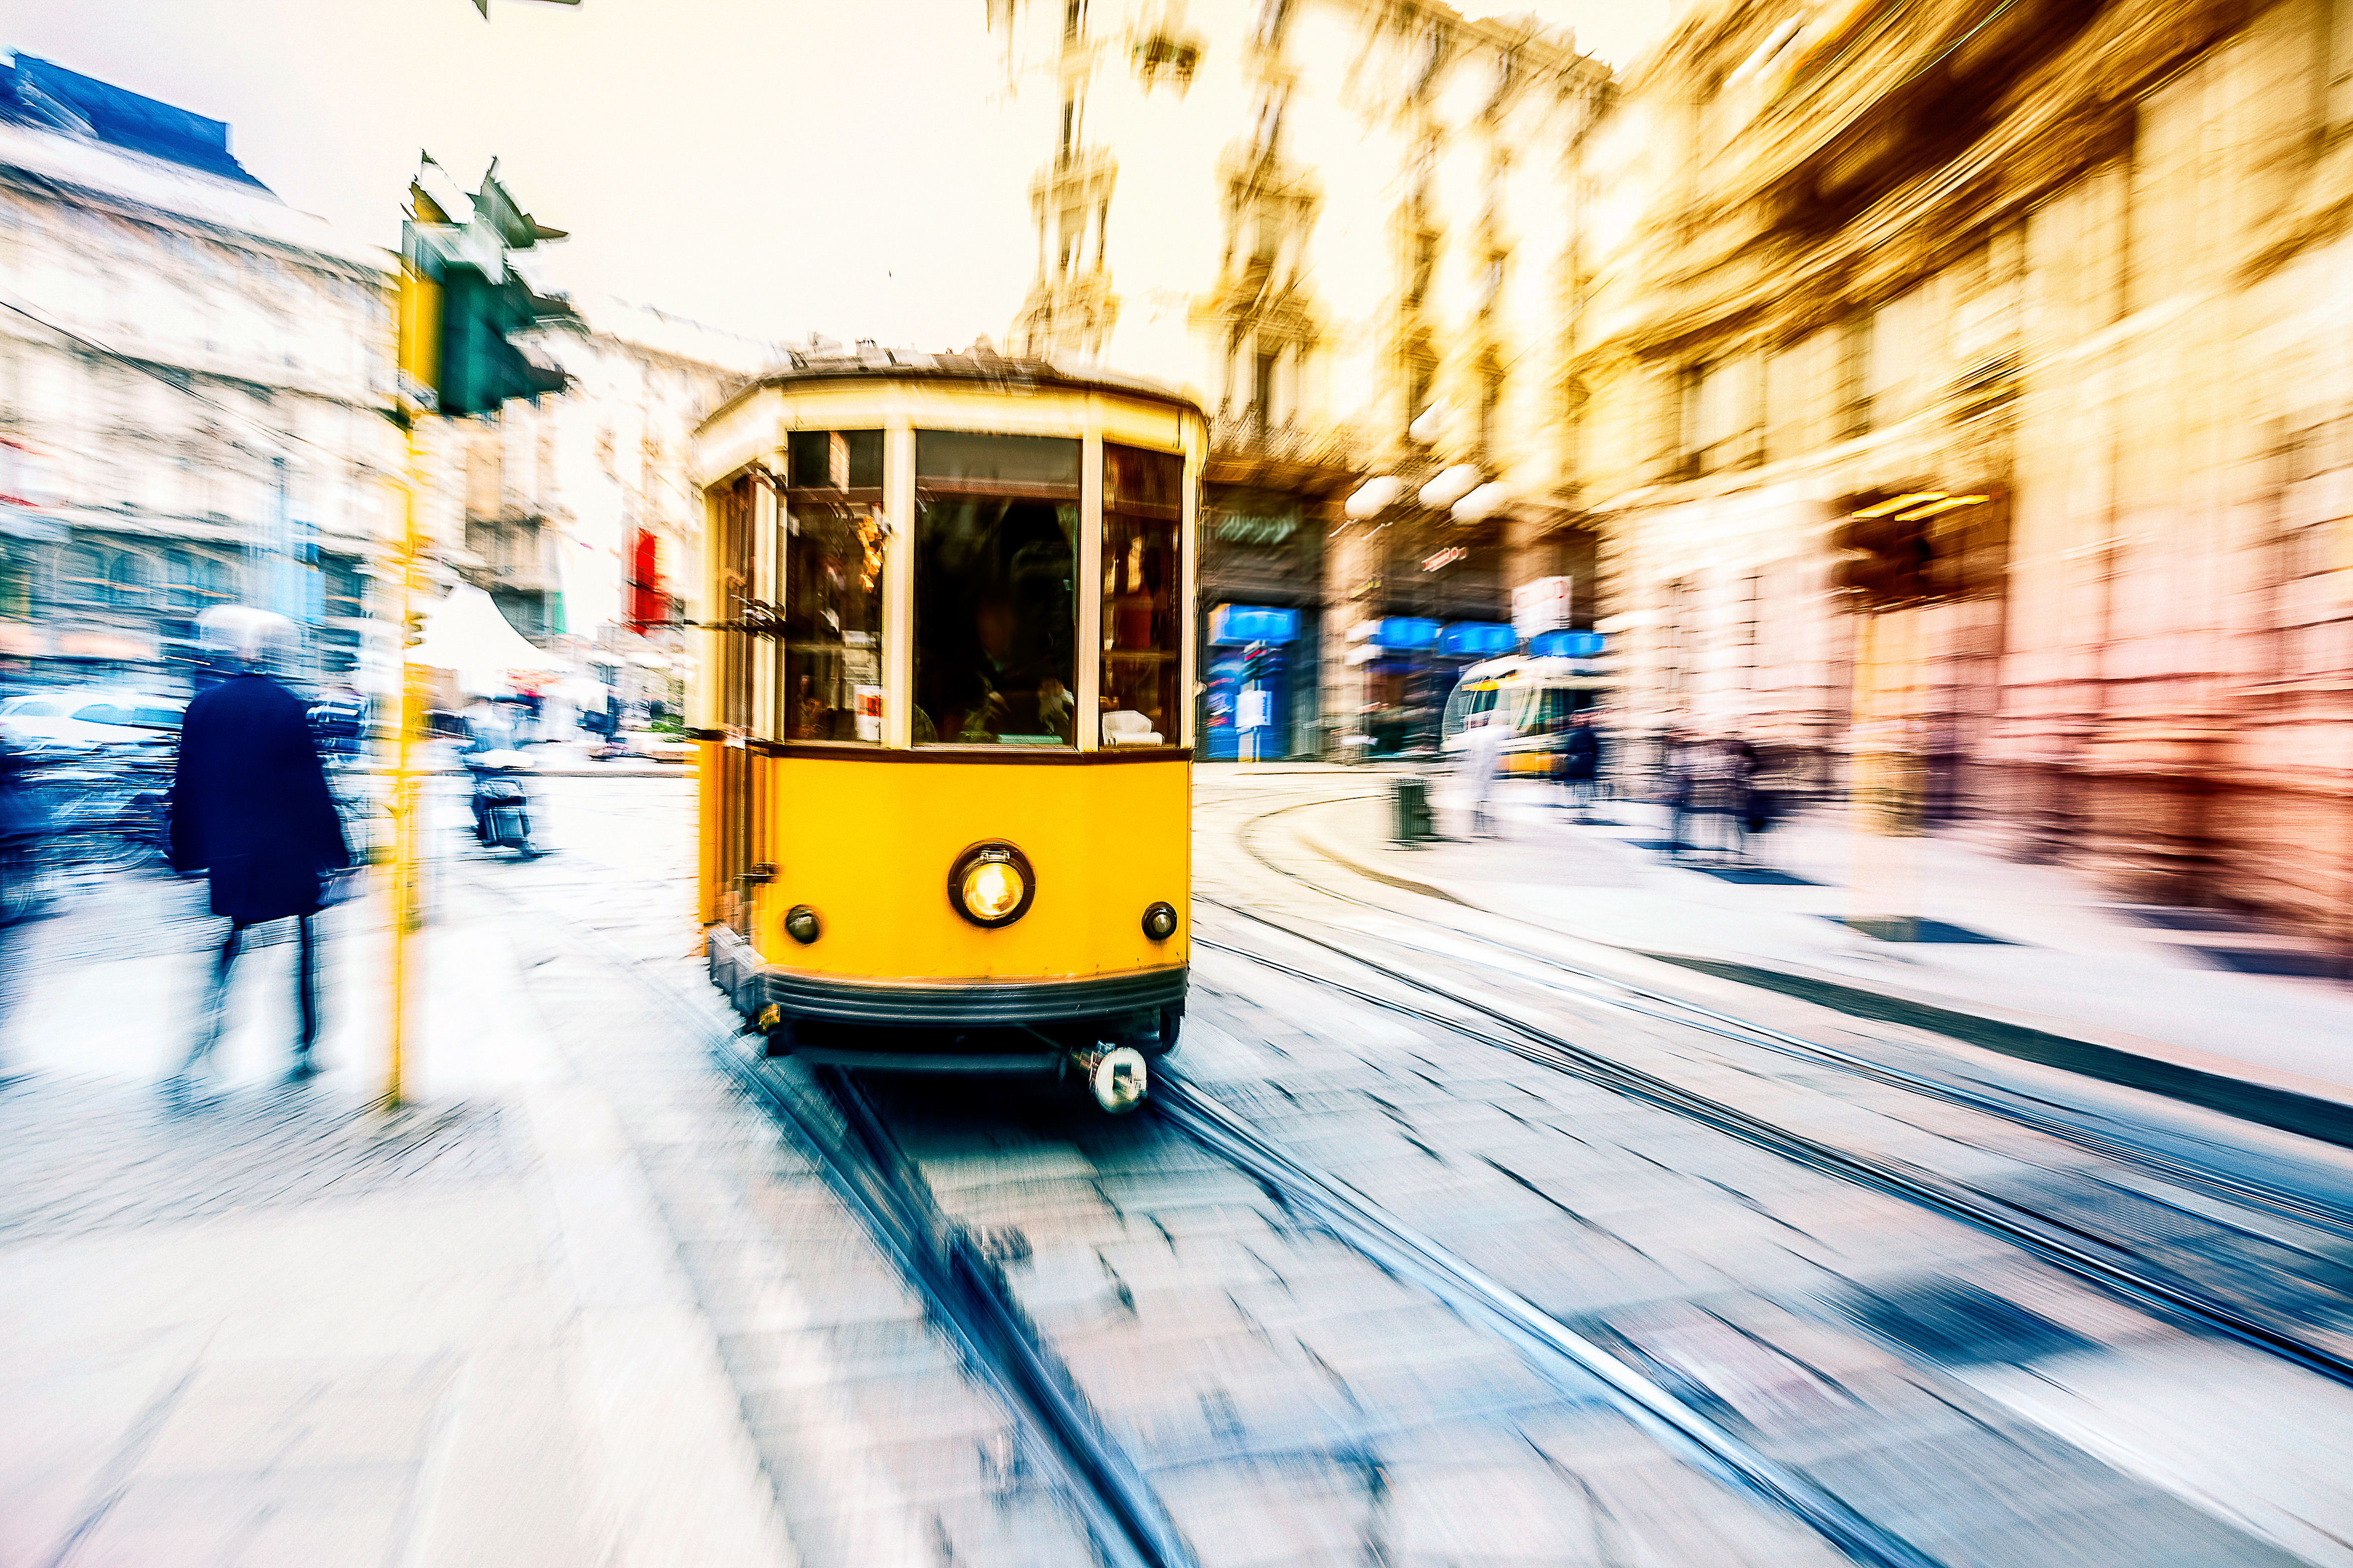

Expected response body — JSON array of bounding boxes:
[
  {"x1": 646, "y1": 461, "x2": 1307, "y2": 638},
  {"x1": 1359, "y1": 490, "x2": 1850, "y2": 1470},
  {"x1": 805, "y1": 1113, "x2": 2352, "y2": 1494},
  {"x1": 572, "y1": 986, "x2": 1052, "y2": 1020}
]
[{"x1": 707, "y1": 925, "x2": 1186, "y2": 1061}]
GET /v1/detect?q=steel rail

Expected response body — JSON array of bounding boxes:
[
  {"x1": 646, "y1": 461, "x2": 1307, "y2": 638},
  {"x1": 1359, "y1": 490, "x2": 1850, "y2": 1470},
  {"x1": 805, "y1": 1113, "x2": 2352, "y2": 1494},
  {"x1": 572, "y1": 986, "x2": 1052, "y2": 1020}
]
[
  {"x1": 1190, "y1": 924, "x2": 2353, "y2": 1391},
  {"x1": 451, "y1": 865, "x2": 1195, "y2": 1568},
  {"x1": 1151, "y1": 1076, "x2": 1950, "y2": 1568},
  {"x1": 731, "y1": 1054, "x2": 1198, "y2": 1568},
  {"x1": 1218, "y1": 794, "x2": 2353, "y2": 1240}
]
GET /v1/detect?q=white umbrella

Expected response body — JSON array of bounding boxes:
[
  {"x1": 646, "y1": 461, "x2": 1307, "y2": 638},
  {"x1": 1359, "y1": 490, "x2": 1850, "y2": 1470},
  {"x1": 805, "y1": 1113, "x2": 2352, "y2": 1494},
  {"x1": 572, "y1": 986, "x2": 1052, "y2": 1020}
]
[{"x1": 406, "y1": 585, "x2": 551, "y2": 696}]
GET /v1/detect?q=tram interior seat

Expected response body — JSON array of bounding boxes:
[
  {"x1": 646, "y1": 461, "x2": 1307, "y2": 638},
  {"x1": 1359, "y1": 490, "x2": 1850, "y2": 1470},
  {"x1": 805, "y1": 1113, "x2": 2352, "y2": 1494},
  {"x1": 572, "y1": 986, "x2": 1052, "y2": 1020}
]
[{"x1": 1102, "y1": 710, "x2": 1162, "y2": 746}]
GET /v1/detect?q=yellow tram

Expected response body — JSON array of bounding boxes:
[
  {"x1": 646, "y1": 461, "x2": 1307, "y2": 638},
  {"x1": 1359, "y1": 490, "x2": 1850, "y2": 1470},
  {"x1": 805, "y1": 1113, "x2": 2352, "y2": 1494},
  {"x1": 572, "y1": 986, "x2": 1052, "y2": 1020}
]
[{"x1": 689, "y1": 352, "x2": 1202, "y2": 1111}]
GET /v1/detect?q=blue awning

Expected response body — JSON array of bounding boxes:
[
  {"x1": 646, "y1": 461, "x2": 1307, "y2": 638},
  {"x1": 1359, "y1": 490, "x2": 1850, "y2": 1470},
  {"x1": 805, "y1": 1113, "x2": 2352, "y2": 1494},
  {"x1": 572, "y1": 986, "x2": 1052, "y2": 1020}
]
[
  {"x1": 1530, "y1": 630, "x2": 1606, "y2": 658},
  {"x1": 1439, "y1": 621, "x2": 1515, "y2": 657},
  {"x1": 1209, "y1": 604, "x2": 1301, "y2": 646},
  {"x1": 1369, "y1": 616, "x2": 1440, "y2": 651}
]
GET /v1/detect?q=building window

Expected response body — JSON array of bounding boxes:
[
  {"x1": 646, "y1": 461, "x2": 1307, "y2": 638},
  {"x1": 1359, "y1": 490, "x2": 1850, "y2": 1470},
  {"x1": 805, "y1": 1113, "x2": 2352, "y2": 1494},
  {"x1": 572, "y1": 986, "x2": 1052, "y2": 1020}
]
[
  {"x1": 0, "y1": 545, "x2": 30, "y2": 620},
  {"x1": 1683, "y1": 357, "x2": 1763, "y2": 475},
  {"x1": 1839, "y1": 314, "x2": 1874, "y2": 438},
  {"x1": 1253, "y1": 350, "x2": 1278, "y2": 430},
  {"x1": 1406, "y1": 230, "x2": 1437, "y2": 306},
  {"x1": 109, "y1": 553, "x2": 154, "y2": 609},
  {"x1": 59, "y1": 547, "x2": 107, "y2": 605},
  {"x1": 1405, "y1": 352, "x2": 1434, "y2": 438},
  {"x1": 322, "y1": 555, "x2": 366, "y2": 620}
]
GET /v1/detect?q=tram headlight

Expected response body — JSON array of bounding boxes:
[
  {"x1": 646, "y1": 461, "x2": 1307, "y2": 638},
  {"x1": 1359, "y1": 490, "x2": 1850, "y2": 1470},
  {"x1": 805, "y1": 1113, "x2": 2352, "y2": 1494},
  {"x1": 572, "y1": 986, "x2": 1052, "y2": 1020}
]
[
  {"x1": 949, "y1": 842, "x2": 1035, "y2": 928},
  {"x1": 785, "y1": 905, "x2": 822, "y2": 945},
  {"x1": 1141, "y1": 901, "x2": 1178, "y2": 942}
]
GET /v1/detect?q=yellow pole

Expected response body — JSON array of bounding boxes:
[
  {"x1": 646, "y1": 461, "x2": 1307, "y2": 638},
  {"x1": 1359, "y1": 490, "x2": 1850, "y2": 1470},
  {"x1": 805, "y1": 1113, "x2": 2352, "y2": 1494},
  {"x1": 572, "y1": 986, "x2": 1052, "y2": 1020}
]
[{"x1": 384, "y1": 416, "x2": 430, "y2": 1108}]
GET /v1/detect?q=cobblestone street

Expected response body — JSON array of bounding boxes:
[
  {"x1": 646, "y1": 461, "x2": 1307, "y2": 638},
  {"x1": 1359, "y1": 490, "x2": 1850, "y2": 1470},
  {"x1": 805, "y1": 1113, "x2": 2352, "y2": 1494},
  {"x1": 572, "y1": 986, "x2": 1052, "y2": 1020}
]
[{"x1": 7, "y1": 769, "x2": 2353, "y2": 1567}]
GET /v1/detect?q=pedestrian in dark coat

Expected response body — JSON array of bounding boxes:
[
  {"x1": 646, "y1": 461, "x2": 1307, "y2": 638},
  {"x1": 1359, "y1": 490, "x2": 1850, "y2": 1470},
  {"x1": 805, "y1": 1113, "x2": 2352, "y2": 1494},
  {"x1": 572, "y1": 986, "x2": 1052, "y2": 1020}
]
[
  {"x1": 1660, "y1": 729, "x2": 1695, "y2": 857},
  {"x1": 168, "y1": 611, "x2": 350, "y2": 1089},
  {"x1": 1559, "y1": 713, "x2": 1602, "y2": 817}
]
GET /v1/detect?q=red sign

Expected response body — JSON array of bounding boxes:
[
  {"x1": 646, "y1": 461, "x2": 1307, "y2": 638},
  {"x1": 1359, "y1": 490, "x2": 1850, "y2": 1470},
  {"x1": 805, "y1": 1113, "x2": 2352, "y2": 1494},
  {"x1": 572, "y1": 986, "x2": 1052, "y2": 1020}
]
[{"x1": 625, "y1": 529, "x2": 664, "y2": 635}]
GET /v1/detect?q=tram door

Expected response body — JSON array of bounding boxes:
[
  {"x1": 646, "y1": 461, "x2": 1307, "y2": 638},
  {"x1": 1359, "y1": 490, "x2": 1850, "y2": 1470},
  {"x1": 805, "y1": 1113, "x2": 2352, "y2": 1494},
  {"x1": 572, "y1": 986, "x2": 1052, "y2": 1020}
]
[{"x1": 712, "y1": 475, "x2": 757, "y2": 939}]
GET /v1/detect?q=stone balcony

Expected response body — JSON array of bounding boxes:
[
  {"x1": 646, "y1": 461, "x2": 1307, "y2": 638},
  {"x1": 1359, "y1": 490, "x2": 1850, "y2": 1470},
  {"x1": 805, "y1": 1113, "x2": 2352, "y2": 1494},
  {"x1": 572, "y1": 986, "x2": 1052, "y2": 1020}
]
[{"x1": 1205, "y1": 414, "x2": 1362, "y2": 497}]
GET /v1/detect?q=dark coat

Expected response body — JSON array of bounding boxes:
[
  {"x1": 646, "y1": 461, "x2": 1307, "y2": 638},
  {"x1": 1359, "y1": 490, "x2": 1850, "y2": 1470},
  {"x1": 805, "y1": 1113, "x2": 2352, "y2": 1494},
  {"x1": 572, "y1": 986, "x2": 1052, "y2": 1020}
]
[
  {"x1": 1559, "y1": 725, "x2": 1601, "y2": 782},
  {"x1": 170, "y1": 674, "x2": 350, "y2": 923}
]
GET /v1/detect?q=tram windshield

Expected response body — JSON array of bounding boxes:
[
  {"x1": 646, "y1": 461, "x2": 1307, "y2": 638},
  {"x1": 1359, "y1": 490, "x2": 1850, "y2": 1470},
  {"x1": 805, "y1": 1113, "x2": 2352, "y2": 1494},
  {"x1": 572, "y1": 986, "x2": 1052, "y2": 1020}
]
[
  {"x1": 913, "y1": 432, "x2": 1081, "y2": 746},
  {"x1": 1101, "y1": 443, "x2": 1183, "y2": 746}
]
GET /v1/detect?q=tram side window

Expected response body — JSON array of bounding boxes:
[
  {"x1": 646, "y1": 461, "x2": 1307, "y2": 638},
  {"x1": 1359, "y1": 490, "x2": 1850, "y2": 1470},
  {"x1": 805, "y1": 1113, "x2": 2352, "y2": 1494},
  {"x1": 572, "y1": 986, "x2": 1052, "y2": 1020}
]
[
  {"x1": 913, "y1": 432, "x2": 1081, "y2": 746},
  {"x1": 783, "y1": 499, "x2": 887, "y2": 743},
  {"x1": 787, "y1": 429, "x2": 883, "y2": 491},
  {"x1": 716, "y1": 475, "x2": 757, "y2": 729},
  {"x1": 1101, "y1": 443, "x2": 1184, "y2": 747}
]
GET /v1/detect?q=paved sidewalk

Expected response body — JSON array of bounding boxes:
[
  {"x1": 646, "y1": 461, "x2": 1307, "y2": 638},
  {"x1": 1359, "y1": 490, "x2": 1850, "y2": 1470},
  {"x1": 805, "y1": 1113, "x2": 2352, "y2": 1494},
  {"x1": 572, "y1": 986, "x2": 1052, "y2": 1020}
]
[
  {"x1": 1293, "y1": 774, "x2": 2353, "y2": 1115},
  {"x1": 0, "y1": 874, "x2": 793, "y2": 1568}
]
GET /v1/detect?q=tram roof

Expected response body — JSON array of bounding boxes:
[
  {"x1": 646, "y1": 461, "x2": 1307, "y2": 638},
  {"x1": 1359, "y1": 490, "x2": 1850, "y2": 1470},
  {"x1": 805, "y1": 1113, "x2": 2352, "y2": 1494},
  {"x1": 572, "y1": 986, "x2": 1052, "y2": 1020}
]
[{"x1": 703, "y1": 346, "x2": 1205, "y2": 427}]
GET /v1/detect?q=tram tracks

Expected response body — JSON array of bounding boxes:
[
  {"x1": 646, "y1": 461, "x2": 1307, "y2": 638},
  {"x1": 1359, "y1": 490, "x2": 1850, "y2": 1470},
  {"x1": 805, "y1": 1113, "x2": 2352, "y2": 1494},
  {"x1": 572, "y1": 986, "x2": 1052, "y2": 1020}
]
[
  {"x1": 466, "y1": 854, "x2": 1925, "y2": 1568},
  {"x1": 1149, "y1": 1077, "x2": 1942, "y2": 1568},
  {"x1": 452, "y1": 857, "x2": 1192, "y2": 1568},
  {"x1": 726, "y1": 1052, "x2": 1198, "y2": 1568},
  {"x1": 465, "y1": 800, "x2": 2349, "y2": 1568},
  {"x1": 1198, "y1": 793, "x2": 2353, "y2": 1391},
  {"x1": 1223, "y1": 792, "x2": 2353, "y2": 1237}
]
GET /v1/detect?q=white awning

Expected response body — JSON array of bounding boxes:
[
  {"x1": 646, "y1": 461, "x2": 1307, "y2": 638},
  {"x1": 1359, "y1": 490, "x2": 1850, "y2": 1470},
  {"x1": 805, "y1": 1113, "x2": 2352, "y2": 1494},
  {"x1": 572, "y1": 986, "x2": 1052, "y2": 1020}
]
[{"x1": 407, "y1": 584, "x2": 560, "y2": 694}]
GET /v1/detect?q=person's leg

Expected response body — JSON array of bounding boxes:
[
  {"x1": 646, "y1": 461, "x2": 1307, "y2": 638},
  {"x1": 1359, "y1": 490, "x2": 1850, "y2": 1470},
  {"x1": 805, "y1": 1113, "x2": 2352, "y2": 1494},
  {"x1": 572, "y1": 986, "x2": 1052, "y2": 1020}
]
[
  {"x1": 179, "y1": 920, "x2": 245, "y2": 1079},
  {"x1": 293, "y1": 913, "x2": 319, "y2": 1069}
]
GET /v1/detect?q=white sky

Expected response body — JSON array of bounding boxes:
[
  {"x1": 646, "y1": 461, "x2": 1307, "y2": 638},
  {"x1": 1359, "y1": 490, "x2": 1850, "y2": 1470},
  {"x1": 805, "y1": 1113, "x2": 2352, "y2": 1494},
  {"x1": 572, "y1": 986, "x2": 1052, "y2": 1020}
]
[{"x1": 6, "y1": 0, "x2": 1672, "y2": 350}]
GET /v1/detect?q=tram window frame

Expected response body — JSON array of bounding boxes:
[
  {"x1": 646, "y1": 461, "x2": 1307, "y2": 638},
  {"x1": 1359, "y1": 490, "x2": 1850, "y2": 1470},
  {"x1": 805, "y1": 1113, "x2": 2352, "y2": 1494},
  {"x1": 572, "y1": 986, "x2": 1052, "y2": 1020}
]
[
  {"x1": 779, "y1": 492, "x2": 889, "y2": 746},
  {"x1": 911, "y1": 431, "x2": 1082, "y2": 748},
  {"x1": 1100, "y1": 442, "x2": 1184, "y2": 748}
]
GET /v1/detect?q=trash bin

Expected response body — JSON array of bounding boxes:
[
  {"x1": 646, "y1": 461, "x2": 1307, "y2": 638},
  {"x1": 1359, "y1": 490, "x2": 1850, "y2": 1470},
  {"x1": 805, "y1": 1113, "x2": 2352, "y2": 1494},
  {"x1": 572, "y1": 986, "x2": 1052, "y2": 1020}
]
[{"x1": 1391, "y1": 775, "x2": 1433, "y2": 843}]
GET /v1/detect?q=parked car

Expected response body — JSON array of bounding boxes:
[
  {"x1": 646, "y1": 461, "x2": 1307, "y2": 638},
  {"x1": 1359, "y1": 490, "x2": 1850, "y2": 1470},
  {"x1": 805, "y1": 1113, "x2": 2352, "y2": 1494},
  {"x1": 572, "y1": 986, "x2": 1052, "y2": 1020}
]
[{"x1": 0, "y1": 690, "x2": 186, "y2": 756}]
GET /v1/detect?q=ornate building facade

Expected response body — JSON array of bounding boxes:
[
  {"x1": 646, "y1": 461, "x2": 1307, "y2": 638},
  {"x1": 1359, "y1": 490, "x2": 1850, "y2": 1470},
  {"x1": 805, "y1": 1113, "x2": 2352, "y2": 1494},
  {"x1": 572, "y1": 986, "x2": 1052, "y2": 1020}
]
[
  {"x1": 0, "y1": 51, "x2": 776, "y2": 706},
  {"x1": 1574, "y1": 0, "x2": 2353, "y2": 938},
  {"x1": 989, "y1": 0, "x2": 1608, "y2": 755},
  {"x1": 0, "y1": 53, "x2": 398, "y2": 692}
]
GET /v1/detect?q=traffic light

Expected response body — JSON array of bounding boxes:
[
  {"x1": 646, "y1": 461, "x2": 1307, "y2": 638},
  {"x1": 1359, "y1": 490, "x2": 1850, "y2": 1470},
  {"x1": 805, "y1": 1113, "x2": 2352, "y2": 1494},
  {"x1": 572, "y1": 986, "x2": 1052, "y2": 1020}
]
[{"x1": 400, "y1": 159, "x2": 573, "y2": 418}]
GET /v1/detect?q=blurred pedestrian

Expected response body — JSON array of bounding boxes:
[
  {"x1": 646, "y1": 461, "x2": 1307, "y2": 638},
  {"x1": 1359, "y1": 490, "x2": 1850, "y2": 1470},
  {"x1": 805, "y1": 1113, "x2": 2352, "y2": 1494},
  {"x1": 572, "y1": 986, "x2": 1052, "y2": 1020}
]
[
  {"x1": 1660, "y1": 729, "x2": 1695, "y2": 857},
  {"x1": 167, "y1": 609, "x2": 350, "y2": 1093},
  {"x1": 1559, "y1": 711, "x2": 1602, "y2": 819},
  {"x1": 0, "y1": 731, "x2": 47, "y2": 1063},
  {"x1": 1724, "y1": 737, "x2": 1760, "y2": 857},
  {"x1": 1680, "y1": 736, "x2": 1757, "y2": 861},
  {"x1": 307, "y1": 683, "x2": 367, "y2": 764},
  {"x1": 1460, "y1": 711, "x2": 1510, "y2": 837}
]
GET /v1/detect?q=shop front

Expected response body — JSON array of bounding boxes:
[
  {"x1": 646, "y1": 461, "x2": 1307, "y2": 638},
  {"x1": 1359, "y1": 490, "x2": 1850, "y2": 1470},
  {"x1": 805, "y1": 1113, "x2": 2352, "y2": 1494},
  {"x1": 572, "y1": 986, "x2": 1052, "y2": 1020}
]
[{"x1": 1203, "y1": 603, "x2": 1303, "y2": 761}]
